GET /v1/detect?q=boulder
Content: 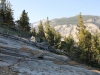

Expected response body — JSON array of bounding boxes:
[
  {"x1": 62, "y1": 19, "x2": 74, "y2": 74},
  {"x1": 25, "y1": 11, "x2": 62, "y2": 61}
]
[
  {"x1": 31, "y1": 36, "x2": 40, "y2": 42},
  {"x1": 37, "y1": 53, "x2": 44, "y2": 59}
]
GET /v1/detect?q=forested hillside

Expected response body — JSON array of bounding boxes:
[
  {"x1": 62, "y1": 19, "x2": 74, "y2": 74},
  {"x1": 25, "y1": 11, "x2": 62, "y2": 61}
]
[{"x1": 0, "y1": 0, "x2": 100, "y2": 75}]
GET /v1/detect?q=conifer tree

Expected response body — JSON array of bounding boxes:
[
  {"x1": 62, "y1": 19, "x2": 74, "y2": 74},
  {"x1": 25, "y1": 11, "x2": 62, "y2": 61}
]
[
  {"x1": 91, "y1": 33, "x2": 100, "y2": 66},
  {"x1": 0, "y1": 0, "x2": 14, "y2": 27},
  {"x1": 37, "y1": 20, "x2": 45, "y2": 42},
  {"x1": 45, "y1": 17, "x2": 61, "y2": 46},
  {"x1": 5, "y1": 1, "x2": 14, "y2": 27},
  {"x1": 54, "y1": 31, "x2": 61, "y2": 48},
  {"x1": 54, "y1": 31, "x2": 61, "y2": 44},
  {"x1": 0, "y1": 0, "x2": 6, "y2": 23},
  {"x1": 19, "y1": 10, "x2": 30, "y2": 31},
  {"x1": 45, "y1": 17, "x2": 54, "y2": 46},
  {"x1": 77, "y1": 12, "x2": 92, "y2": 62},
  {"x1": 64, "y1": 33, "x2": 74, "y2": 53}
]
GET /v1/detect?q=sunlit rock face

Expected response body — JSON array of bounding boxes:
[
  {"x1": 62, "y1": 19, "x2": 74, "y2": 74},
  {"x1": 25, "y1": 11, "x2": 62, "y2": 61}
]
[
  {"x1": 32, "y1": 15, "x2": 100, "y2": 41},
  {"x1": 0, "y1": 33, "x2": 100, "y2": 75}
]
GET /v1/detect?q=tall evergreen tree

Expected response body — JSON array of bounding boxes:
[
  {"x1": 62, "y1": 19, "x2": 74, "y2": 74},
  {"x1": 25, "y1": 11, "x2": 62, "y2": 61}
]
[
  {"x1": 5, "y1": 1, "x2": 14, "y2": 27},
  {"x1": 37, "y1": 20, "x2": 45, "y2": 42},
  {"x1": 91, "y1": 33, "x2": 100, "y2": 66},
  {"x1": 45, "y1": 17, "x2": 54, "y2": 45},
  {"x1": 19, "y1": 10, "x2": 30, "y2": 31},
  {"x1": 64, "y1": 34, "x2": 74, "y2": 52},
  {"x1": 45, "y1": 17, "x2": 61, "y2": 48},
  {"x1": 0, "y1": 0, "x2": 14, "y2": 27},
  {"x1": 45, "y1": 17, "x2": 61, "y2": 46},
  {"x1": 54, "y1": 31, "x2": 61, "y2": 48},
  {"x1": 77, "y1": 12, "x2": 92, "y2": 63},
  {"x1": 0, "y1": 0, "x2": 6, "y2": 23}
]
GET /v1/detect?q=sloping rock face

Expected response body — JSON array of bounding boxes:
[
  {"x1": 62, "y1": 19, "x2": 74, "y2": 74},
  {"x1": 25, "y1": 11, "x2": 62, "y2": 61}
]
[{"x1": 0, "y1": 33, "x2": 100, "y2": 75}]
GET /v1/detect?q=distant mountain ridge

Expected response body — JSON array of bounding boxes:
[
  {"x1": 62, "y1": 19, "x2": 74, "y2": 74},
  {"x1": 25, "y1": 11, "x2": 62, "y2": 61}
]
[
  {"x1": 32, "y1": 15, "x2": 100, "y2": 41},
  {"x1": 32, "y1": 15, "x2": 100, "y2": 26},
  {"x1": 50, "y1": 15, "x2": 100, "y2": 26}
]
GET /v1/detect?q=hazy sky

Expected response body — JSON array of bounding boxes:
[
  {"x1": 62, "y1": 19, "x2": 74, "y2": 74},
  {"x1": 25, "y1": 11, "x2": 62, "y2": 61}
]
[{"x1": 10, "y1": 0, "x2": 100, "y2": 23}]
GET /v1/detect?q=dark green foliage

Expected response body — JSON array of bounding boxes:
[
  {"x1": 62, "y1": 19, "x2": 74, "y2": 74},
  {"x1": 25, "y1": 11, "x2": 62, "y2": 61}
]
[
  {"x1": 0, "y1": 0, "x2": 14, "y2": 27},
  {"x1": 75, "y1": 13, "x2": 100, "y2": 68},
  {"x1": 57, "y1": 41, "x2": 66, "y2": 50},
  {"x1": 59, "y1": 13, "x2": 100, "y2": 69},
  {"x1": 56, "y1": 32, "x2": 75, "y2": 57},
  {"x1": 19, "y1": 10, "x2": 30, "y2": 32},
  {"x1": 76, "y1": 13, "x2": 92, "y2": 63},
  {"x1": 54, "y1": 32, "x2": 61, "y2": 48},
  {"x1": 37, "y1": 20, "x2": 45, "y2": 42},
  {"x1": 5, "y1": 1, "x2": 14, "y2": 28},
  {"x1": 0, "y1": 0, "x2": 6, "y2": 23},
  {"x1": 45, "y1": 17, "x2": 55, "y2": 46},
  {"x1": 45, "y1": 17, "x2": 61, "y2": 47},
  {"x1": 64, "y1": 34, "x2": 74, "y2": 53}
]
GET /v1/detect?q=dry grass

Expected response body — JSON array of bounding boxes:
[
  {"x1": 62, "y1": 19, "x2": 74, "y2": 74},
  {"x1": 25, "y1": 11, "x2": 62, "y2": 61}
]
[
  {"x1": 33, "y1": 50, "x2": 40, "y2": 56},
  {"x1": 68, "y1": 61, "x2": 79, "y2": 66},
  {"x1": 32, "y1": 50, "x2": 48, "y2": 56},
  {"x1": 20, "y1": 46, "x2": 31, "y2": 52},
  {"x1": 33, "y1": 50, "x2": 47, "y2": 55},
  {"x1": 53, "y1": 60, "x2": 66, "y2": 65},
  {"x1": 91, "y1": 70, "x2": 100, "y2": 73}
]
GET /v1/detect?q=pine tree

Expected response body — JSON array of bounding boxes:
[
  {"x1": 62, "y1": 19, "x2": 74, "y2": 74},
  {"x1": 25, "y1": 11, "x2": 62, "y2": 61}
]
[
  {"x1": 0, "y1": 0, "x2": 14, "y2": 27},
  {"x1": 54, "y1": 31, "x2": 61, "y2": 48},
  {"x1": 37, "y1": 20, "x2": 45, "y2": 42},
  {"x1": 0, "y1": 0, "x2": 6, "y2": 23},
  {"x1": 19, "y1": 10, "x2": 30, "y2": 31},
  {"x1": 5, "y1": 1, "x2": 14, "y2": 28},
  {"x1": 91, "y1": 33, "x2": 100, "y2": 66},
  {"x1": 64, "y1": 34, "x2": 74, "y2": 53},
  {"x1": 45, "y1": 17, "x2": 61, "y2": 47},
  {"x1": 45, "y1": 17, "x2": 54, "y2": 46},
  {"x1": 77, "y1": 12, "x2": 92, "y2": 63}
]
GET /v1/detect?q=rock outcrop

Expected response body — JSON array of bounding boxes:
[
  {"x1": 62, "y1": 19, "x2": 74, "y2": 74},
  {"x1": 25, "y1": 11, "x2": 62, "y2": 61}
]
[{"x1": 0, "y1": 32, "x2": 100, "y2": 75}]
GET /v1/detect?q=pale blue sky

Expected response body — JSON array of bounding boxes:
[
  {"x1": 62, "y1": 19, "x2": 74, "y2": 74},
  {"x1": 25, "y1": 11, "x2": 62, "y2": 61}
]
[{"x1": 9, "y1": 0, "x2": 100, "y2": 23}]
